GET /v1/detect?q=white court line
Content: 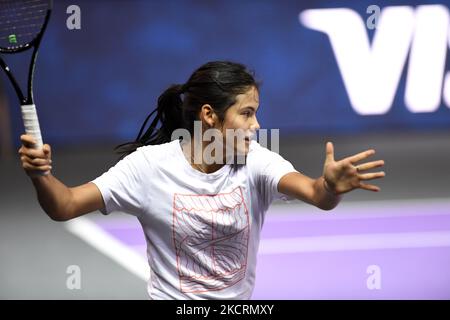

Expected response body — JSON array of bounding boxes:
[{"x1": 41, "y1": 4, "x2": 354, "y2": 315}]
[
  {"x1": 65, "y1": 217, "x2": 149, "y2": 281},
  {"x1": 259, "y1": 231, "x2": 450, "y2": 254},
  {"x1": 267, "y1": 197, "x2": 450, "y2": 221}
]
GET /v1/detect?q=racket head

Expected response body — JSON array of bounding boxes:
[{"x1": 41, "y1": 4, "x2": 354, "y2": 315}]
[{"x1": 0, "y1": 0, "x2": 52, "y2": 53}]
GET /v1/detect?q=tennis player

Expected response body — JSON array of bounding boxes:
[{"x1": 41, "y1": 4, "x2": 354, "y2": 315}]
[{"x1": 19, "y1": 61, "x2": 385, "y2": 299}]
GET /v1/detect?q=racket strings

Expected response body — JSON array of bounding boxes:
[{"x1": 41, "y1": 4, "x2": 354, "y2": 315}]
[
  {"x1": 0, "y1": 13, "x2": 46, "y2": 27},
  {"x1": 1, "y1": 0, "x2": 44, "y2": 5},
  {"x1": 0, "y1": 2, "x2": 47, "y2": 21},
  {"x1": 0, "y1": 0, "x2": 49, "y2": 49},
  {"x1": 0, "y1": 9, "x2": 46, "y2": 22},
  {"x1": 0, "y1": 22, "x2": 46, "y2": 35}
]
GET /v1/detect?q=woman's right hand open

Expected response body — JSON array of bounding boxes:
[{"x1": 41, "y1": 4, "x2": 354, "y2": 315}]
[{"x1": 19, "y1": 134, "x2": 52, "y2": 177}]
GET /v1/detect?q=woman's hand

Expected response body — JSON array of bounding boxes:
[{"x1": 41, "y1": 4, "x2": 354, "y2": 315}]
[
  {"x1": 322, "y1": 142, "x2": 385, "y2": 195},
  {"x1": 18, "y1": 134, "x2": 52, "y2": 177}
]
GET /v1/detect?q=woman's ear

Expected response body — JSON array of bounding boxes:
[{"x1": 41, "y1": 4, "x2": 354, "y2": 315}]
[{"x1": 200, "y1": 104, "x2": 216, "y2": 128}]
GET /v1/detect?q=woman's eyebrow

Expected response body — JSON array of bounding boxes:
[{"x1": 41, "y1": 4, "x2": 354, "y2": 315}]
[{"x1": 240, "y1": 106, "x2": 258, "y2": 112}]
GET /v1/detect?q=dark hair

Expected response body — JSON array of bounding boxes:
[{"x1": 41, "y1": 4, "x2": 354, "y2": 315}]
[{"x1": 115, "y1": 61, "x2": 259, "y2": 159}]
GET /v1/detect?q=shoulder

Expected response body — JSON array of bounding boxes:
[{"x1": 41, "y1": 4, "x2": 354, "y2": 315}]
[
  {"x1": 246, "y1": 139, "x2": 297, "y2": 176},
  {"x1": 247, "y1": 140, "x2": 283, "y2": 163},
  {"x1": 134, "y1": 140, "x2": 179, "y2": 162},
  {"x1": 114, "y1": 140, "x2": 179, "y2": 172}
]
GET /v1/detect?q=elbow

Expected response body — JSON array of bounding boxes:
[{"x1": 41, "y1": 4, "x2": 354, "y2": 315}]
[
  {"x1": 314, "y1": 194, "x2": 342, "y2": 212},
  {"x1": 49, "y1": 215, "x2": 69, "y2": 222},
  {"x1": 39, "y1": 201, "x2": 75, "y2": 222},
  {"x1": 48, "y1": 213, "x2": 69, "y2": 222},
  {"x1": 46, "y1": 210, "x2": 72, "y2": 222},
  {"x1": 315, "y1": 199, "x2": 340, "y2": 211},
  {"x1": 317, "y1": 204, "x2": 338, "y2": 211}
]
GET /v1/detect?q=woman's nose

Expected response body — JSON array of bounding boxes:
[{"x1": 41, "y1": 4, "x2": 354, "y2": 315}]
[{"x1": 251, "y1": 118, "x2": 260, "y2": 131}]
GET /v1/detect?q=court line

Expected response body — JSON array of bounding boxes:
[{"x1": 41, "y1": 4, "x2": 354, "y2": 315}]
[
  {"x1": 259, "y1": 231, "x2": 450, "y2": 254},
  {"x1": 267, "y1": 197, "x2": 450, "y2": 221},
  {"x1": 65, "y1": 217, "x2": 149, "y2": 281}
]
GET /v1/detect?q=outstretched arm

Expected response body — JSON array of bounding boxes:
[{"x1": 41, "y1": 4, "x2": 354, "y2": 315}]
[{"x1": 278, "y1": 142, "x2": 385, "y2": 210}]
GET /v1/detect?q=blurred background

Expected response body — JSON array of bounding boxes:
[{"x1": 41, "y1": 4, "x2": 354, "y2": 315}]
[{"x1": 0, "y1": 0, "x2": 449, "y2": 299}]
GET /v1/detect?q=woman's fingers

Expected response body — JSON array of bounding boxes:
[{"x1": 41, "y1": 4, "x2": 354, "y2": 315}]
[
  {"x1": 358, "y1": 171, "x2": 385, "y2": 181},
  {"x1": 358, "y1": 170, "x2": 385, "y2": 192},
  {"x1": 19, "y1": 141, "x2": 51, "y2": 159},
  {"x1": 18, "y1": 145, "x2": 47, "y2": 159},
  {"x1": 22, "y1": 162, "x2": 52, "y2": 172},
  {"x1": 359, "y1": 183, "x2": 381, "y2": 192},
  {"x1": 20, "y1": 153, "x2": 52, "y2": 172},
  {"x1": 325, "y1": 141, "x2": 335, "y2": 163},
  {"x1": 21, "y1": 154, "x2": 52, "y2": 166},
  {"x1": 346, "y1": 149, "x2": 375, "y2": 164},
  {"x1": 43, "y1": 144, "x2": 52, "y2": 159},
  {"x1": 332, "y1": 147, "x2": 385, "y2": 193},
  {"x1": 20, "y1": 134, "x2": 37, "y2": 148},
  {"x1": 19, "y1": 134, "x2": 52, "y2": 176},
  {"x1": 356, "y1": 160, "x2": 385, "y2": 172},
  {"x1": 19, "y1": 135, "x2": 51, "y2": 158}
]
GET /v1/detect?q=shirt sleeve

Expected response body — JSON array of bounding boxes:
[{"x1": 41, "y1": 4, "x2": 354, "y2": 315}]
[
  {"x1": 248, "y1": 141, "x2": 299, "y2": 208},
  {"x1": 91, "y1": 148, "x2": 149, "y2": 217}
]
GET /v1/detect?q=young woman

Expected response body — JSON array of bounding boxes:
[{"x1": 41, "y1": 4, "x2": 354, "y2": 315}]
[{"x1": 19, "y1": 61, "x2": 385, "y2": 299}]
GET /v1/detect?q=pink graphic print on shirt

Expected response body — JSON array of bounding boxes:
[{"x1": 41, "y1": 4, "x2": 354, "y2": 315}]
[{"x1": 172, "y1": 187, "x2": 249, "y2": 293}]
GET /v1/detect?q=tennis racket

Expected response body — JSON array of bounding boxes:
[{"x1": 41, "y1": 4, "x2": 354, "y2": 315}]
[{"x1": 0, "y1": 0, "x2": 52, "y2": 151}]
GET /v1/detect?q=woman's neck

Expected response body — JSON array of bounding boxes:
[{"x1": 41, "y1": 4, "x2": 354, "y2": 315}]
[{"x1": 181, "y1": 139, "x2": 226, "y2": 174}]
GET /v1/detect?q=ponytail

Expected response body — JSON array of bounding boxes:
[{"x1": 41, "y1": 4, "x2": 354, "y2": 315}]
[{"x1": 115, "y1": 84, "x2": 185, "y2": 159}]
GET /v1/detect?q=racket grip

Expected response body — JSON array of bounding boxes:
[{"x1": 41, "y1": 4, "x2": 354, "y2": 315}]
[
  {"x1": 21, "y1": 104, "x2": 48, "y2": 177},
  {"x1": 21, "y1": 104, "x2": 43, "y2": 149}
]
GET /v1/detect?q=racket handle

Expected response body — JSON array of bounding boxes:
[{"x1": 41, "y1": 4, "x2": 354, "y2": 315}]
[
  {"x1": 21, "y1": 104, "x2": 43, "y2": 149},
  {"x1": 21, "y1": 104, "x2": 48, "y2": 177}
]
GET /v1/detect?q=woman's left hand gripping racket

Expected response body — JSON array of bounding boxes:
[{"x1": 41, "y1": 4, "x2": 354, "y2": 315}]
[{"x1": 0, "y1": 0, "x2": 52, "y2": 174}]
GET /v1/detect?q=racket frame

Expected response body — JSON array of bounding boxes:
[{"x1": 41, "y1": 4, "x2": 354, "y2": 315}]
[{"x1": 0, "y1": 0, "x2": 53, "y2": 106}]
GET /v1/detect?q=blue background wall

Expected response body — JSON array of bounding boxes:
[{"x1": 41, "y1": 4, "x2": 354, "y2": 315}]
[{"x1": 1, "y1": 0, "x2": 449, "y2": 146}]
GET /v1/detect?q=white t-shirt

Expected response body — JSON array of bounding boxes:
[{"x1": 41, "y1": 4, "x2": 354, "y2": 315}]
[{"x1": 92, "y1": 139, "x2": 298, "y2": 300}]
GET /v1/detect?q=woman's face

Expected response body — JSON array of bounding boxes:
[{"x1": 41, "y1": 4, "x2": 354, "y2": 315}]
[{"x1": 219, "y1": 86, "x2": 260, "y2": 158}]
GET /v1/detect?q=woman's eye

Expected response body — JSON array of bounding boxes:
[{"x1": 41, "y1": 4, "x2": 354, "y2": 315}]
[{"x1": 242, "y1": 112, "x2": 251, "y2": 117}]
